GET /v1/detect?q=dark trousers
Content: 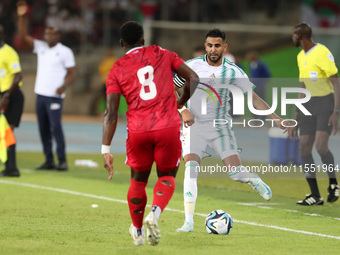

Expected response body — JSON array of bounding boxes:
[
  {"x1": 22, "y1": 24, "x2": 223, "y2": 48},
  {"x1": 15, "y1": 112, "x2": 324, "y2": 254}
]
[{"x1": 36, "y1": 95, "x2": 66, "y2": 164}]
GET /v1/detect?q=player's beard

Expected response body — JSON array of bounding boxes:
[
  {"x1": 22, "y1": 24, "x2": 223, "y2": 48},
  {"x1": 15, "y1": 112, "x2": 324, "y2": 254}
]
[{"x1": 207, "y1": 53, "x2": 222, "y2": 63}]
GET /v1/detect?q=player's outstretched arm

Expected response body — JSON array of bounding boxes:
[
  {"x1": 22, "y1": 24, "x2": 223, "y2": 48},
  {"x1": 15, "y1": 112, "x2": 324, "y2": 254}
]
[
  {"x1": 17, "y1": 1, "x2": 34, "y2": 50},
  {"x1": 251, "y1": 91, "x2": 293, "y2": 131},
  {"x1": 174, "y1": 89, "x2": 195, "y2": 127},
  {"x1": 175, "y1": 63, "x2": 199, "y2": 108},
  {"x1": 102, "y1": 93, "x2": 120, "y2": 180}
]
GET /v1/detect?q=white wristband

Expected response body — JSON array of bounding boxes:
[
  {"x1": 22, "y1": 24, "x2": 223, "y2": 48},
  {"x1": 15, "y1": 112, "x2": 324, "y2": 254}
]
[
  {"x1": 101, "y1": 145, "x2": 111, "y2": 154},
  {"x1": 178, "y1": 105, "x2": 187, "y2": 113}
]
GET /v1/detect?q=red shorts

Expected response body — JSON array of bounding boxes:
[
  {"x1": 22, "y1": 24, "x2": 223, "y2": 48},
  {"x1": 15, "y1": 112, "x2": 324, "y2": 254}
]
[{"x1": 126, "y1": 126, "x2": 182, "y2": 172}]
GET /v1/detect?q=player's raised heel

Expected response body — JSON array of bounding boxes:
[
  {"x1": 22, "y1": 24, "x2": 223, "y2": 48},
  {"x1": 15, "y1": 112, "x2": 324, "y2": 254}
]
[
  {"x1": 176, "y1": 221, "x2": 194, "y2": 232},
  {"x1": 249, "y1": 178, "x2": 272, "y2": 200},
  {"x1": 144, "y1": 212, "x2": 161, "y2": 246},
  {"x1": 129, "y1": 224, "x2": 145, "y2": 246}
]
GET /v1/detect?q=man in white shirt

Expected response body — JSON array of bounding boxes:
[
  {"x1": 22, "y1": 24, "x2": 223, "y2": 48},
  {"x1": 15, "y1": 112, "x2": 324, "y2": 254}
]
[{"x1": 17, "y1": 1, "x2": 76, "y2": 171}]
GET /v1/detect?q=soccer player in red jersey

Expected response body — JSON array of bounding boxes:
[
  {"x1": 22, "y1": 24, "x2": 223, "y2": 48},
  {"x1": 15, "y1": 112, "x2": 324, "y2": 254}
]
[{"x1": 102, "y1": 21, "x2": 198, "y2": 246}]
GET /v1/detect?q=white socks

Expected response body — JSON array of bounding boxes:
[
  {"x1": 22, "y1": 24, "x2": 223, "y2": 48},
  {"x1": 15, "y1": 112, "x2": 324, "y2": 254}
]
[
  {"x1": 182, "y1": 162, "x2": 260, "y2": 223},
  {"x1": 183, "y1": 161, "x2": 199, "y2": 222},
  {"x1": 227, "y1": 165, "x2": 258, "y2": 183},
  {"x1": 151, "y1": 205, "x2": 162, "y2": 221}
]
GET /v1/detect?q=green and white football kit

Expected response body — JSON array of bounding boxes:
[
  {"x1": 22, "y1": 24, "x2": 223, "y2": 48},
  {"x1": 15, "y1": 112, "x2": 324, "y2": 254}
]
[
  {"x1": 175, "y1": 55, "x2": 272, "y2": 233},
  {"x1": 175, "y1": 55, "x2": 255, "y2": 160}
]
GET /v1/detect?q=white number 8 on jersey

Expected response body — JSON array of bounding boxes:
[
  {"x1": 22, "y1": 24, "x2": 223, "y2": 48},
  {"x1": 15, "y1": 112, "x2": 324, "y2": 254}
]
[{"x1": 137, "y1": 65, "x2": 157, "y2": 100}]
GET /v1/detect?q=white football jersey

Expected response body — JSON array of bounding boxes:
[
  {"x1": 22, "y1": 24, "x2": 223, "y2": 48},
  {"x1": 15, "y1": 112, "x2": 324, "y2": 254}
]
[{"x1": 175, "y1": 55, "x2": 255, "y2": 121}]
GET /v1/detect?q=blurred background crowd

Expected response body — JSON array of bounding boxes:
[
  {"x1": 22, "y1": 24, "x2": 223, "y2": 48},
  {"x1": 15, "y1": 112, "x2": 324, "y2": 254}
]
[
  {"x1": 1, "y1": 0, "x2": 340, "y2": 116},
  {"x1": 0, "y1": 0, "x2": 301, "y2": 50}
]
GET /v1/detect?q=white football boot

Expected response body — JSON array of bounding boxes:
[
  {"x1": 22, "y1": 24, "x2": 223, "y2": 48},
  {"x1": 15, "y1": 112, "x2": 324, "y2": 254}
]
[
  {"x1": 144, "y1": 211, "x2": 161, "y2": 246},
  {"x1": 129, "y1": 224, "x2": 145, "y2": 246},
  {"x1": 249, "y1": 178, "x2": 272, "y2": 200},
  {"x1": 176, "y1": 221, "x2": 194, "y2": 232}
]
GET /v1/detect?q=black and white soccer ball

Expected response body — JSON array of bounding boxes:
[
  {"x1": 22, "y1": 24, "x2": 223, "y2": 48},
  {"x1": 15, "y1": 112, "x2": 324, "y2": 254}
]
[{"x1": 205, "y1": 210, "x2": 233, "y2": 235}]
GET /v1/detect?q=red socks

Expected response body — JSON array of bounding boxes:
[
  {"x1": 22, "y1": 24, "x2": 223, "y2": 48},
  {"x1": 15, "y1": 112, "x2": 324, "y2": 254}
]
[
  {"x1": 127, "y1": 176, "x2": 176, "y2": 228},
  {"x1": 152, "y1": 176, "x2": 176, "y2": 211},
  {"x1": 127, "y1": 179, "x2": 147, "y2": 229}
]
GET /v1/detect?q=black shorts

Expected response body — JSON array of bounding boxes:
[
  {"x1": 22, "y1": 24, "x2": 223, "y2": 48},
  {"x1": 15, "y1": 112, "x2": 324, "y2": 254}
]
[
  {"x1": 2, "y1": 88, "x2": 24, "y2": 127},
  {"x1": 299, "y1": 93, "x2": 334, "y2": 135}
]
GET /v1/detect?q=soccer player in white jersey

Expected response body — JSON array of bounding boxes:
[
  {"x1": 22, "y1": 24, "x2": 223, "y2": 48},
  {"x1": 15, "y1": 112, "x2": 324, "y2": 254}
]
[{"x1": 175, "y1": 29, "x2": 290, "y2": 232}]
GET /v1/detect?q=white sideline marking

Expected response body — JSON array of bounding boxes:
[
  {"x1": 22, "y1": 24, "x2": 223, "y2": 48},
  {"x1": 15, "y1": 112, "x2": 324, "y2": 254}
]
[
  {"x1": 257, "y1": 206, "x2": 273, "y2": 209},
  {"x1": 1, "y1": 180, "x2": 340, "y2": 240},
  {"x1": 237, "y1": 202, "x2": 280, "y2": 206},
  {"x1": 304, "y1": 213, "x2": 323, "y2": 217},
  {"x1": 21, "y1": 169, "x2": 35, "y2": 174},
  {"x1": 0, "y1": 180, "x2": 128, "y2": 204},
  {"x1": 286, "y1": 209, "x2": 300, "y2": 213},
  {"x1": 238, "y1": 202, "x2": 332, "y2": 219}
]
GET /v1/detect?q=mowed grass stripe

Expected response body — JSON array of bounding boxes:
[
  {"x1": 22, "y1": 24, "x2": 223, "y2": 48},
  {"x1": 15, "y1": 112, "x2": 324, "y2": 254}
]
[{"x1": 1, "y1": 179, "x2": 340, "y2": 241}]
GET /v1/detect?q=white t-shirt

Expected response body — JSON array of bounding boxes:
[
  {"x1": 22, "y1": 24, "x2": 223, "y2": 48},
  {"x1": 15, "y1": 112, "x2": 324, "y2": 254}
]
[
  {"x1": 174, "y1": 55, "x2": 255, "y2": 121},
  {"x1": 33, "y1": 40, "x2": 75, "y2": 98}
]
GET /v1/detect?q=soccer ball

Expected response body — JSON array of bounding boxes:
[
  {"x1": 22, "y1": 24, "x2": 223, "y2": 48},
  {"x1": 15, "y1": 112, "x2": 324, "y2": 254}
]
[{"x1": 205, "y1": 210, "x2": 233, "y2": 235}]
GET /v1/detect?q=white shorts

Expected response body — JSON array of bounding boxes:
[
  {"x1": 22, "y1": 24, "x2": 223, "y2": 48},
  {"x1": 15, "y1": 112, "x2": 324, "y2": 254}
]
[{"x1": 181, "y1": 120, "x2": 239, "y2": 160}]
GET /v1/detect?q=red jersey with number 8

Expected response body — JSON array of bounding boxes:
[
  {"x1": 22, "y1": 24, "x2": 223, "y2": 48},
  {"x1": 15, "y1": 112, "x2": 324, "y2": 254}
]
[{"x1": 106, "y1": 45, "x2": 184, "y2": 132}]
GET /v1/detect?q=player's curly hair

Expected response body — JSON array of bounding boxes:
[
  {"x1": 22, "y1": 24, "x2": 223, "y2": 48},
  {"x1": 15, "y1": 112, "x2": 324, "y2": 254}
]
[
  {"x1": 205, "y1": 29, "x2": 226, "y2": 42},
  {"x1": 120, "y1": 21, "x2": 143, "y2": 46}
]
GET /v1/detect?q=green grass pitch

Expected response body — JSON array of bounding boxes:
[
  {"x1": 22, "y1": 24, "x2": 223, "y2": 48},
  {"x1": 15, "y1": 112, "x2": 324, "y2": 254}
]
[{"x1": 0, "y1": 152, "x2": 339, "y2": 255}]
